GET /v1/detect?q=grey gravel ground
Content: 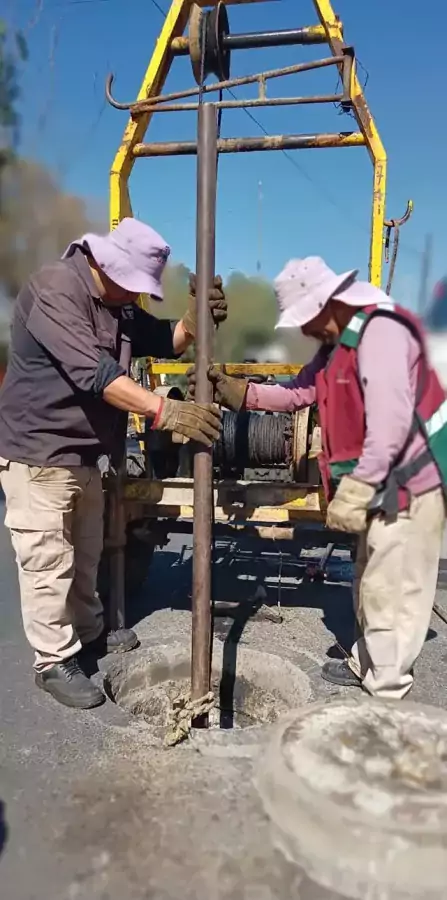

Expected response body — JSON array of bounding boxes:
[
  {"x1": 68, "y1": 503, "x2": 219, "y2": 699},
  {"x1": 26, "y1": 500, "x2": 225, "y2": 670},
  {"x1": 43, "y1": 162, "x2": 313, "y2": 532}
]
[{"x1": 2, "y1": 505, "x2": 447, "y2": 900}]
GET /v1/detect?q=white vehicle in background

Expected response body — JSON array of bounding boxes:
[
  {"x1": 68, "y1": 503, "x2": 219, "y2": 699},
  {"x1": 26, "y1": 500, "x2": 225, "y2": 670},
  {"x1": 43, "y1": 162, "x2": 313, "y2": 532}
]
[
  {"x1": 243, "y1": 341, "x2": 288, "y2": 365},
  {"x1": 424, "y1": 279, "x2": 447, "y2": 390}
]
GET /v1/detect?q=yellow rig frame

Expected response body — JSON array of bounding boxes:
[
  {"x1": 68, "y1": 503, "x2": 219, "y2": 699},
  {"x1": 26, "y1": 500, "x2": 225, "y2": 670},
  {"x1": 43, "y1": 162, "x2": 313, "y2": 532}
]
[{"x1": 105, "y1": 0, "x2": 392, "y2": 625}]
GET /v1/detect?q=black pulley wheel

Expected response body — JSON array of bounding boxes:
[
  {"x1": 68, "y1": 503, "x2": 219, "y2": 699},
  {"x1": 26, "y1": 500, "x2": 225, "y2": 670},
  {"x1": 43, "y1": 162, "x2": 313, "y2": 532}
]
[{"x1": 189, "y1": 1, "x2": 231, "y2": 85}]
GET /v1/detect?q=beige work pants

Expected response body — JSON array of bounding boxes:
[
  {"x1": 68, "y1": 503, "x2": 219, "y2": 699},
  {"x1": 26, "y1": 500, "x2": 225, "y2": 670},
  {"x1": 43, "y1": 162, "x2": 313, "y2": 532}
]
[
  {"x1": 0, "y1": 460, "x2": 104, "y2": 672},
  {"x1": 349, "y1": 488, "x2": 445, "y2": 699}
]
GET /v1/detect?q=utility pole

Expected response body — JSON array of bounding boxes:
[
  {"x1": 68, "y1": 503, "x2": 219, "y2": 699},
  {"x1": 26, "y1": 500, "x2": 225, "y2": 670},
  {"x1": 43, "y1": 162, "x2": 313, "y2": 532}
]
[
  {"x1": 417, "y1": 234, "x2": 433, "y2": 317},
  {"x1": 256, "y1": 180, "x2": 263, "y2": 274}
]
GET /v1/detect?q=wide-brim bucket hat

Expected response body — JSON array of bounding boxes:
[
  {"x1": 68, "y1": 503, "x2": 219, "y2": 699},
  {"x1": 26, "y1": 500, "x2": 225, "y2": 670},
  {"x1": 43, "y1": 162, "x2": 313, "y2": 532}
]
[
  {"x1": 63, "y1": 217, "x2": 171, "y2": 300},
  {"x1": 274, "y1": 256, "x2": 363, "y2": 329}
]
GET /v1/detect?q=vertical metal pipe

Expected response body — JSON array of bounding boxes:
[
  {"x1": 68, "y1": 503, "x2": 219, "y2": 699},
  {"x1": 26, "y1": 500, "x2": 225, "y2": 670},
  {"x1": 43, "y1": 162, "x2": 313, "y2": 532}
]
[
  {"x1": 191, "y1": 103, "x2": 218, "y2": 727},
  {"x1": 107, "y1": 473, "x2": 126, "y2": 631}
]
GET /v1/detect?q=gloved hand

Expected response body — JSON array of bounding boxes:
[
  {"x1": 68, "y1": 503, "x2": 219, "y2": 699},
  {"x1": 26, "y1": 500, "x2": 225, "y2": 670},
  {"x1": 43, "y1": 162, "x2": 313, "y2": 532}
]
[
  {"x1": 326, "y1": 475, "x2": 376, "y2": 534},
  {"x1": 182, "y1": 274, "x2": 227, "y2": 338},
  {"x1": 186, "y1": 365, "x2": 248, "y2": 412},
  {"x1": 152, "y1": 398, "x2": 221, "y2": 447}
]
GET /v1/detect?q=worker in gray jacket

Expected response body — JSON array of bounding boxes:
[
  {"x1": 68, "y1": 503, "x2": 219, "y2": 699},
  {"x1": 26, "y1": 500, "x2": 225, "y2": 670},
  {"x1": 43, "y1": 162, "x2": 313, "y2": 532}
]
[{"x1": 0, "y1": 217, "x2": 225, "y2": 710}]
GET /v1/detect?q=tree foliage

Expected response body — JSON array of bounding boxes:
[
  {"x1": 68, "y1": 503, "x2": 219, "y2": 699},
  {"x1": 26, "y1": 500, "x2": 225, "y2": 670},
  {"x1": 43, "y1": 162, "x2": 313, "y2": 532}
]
[
  {"x1": 0, "y1": 157, "x2": 104, "y2": 299},
  {"x1": 0, "y1": 20, "x2": 104, "y2": 303},
  {"x1": 159, "y1": 265, "x2": 278, "y2": 362},
  {"x1": 0, "y1": 20, "x2": 27, "y2": 172},
  {"x1": 0, "y1": 19, "x2": 317, "y2": 370},
  {"x1": 159, "y1": 262, "x2": 319, "y2": 364}
]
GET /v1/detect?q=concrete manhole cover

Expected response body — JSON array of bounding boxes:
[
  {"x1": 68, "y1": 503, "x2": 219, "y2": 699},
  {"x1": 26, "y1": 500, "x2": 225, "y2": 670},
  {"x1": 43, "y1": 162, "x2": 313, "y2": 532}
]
[
  {"x1": 255, "y1": 698, "x2": 447, "y2": 899},
  {"x1": 104, "y1": 641, "x2": 311, "y2": 737}
]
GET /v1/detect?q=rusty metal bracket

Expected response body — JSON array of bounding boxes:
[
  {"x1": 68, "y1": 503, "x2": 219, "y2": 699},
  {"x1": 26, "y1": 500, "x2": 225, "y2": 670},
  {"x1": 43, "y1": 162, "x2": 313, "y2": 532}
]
[
  {"x1": 384, "y1": 199, "x2": 413, "y2": 231},
  {"x1": 384, "y1": 199, "x2": 414, "y2": 296},
  {"x1": 133, "y1": 132, "x2": 364, "y2": 158},
  {"x1": 105, "y1": 55, "x2": 348, "y2": 113}
]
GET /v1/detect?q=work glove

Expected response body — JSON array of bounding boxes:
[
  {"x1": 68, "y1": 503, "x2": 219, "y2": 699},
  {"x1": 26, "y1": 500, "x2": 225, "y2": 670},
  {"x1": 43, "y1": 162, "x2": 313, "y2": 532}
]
[
  {"x1": 326, "y1": 475, "x2": 376, "y2": 534},
  {"x1": 152, "y1": 398, "x2": 222, "y2": 447},
  {"x1": 186, "y1": 364, "x2": 248, "y2": 412},
  {"x1": 182, "y1": 274, "x2": 227, "y2": 338}
]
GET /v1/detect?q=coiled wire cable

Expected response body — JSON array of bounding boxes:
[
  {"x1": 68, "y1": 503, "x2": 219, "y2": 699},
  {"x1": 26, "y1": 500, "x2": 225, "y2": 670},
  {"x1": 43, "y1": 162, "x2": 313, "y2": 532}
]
[{"x1": 215, "y1": 411, "x2": 293, "y2": 471}]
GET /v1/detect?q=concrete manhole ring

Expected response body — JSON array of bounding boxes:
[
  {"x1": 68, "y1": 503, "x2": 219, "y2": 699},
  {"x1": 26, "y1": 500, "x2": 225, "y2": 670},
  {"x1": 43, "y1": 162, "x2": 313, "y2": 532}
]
[
  {"x1": 104, "y1": 640, "x2": 311, "y2": 738},
  {"x1": 255, "y1": 697, "x2": 447, "y2": 899}
]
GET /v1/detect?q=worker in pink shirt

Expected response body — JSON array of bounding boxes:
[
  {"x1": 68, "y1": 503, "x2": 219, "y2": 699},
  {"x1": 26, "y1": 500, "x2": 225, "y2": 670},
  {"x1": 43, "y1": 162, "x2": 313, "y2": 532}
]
[{"x1": 188, "y1": 257, "x2": 447, "y2": 699}]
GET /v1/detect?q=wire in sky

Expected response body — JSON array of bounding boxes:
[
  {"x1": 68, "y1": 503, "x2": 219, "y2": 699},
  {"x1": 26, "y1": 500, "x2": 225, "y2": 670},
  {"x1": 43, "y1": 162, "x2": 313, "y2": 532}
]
[
  {"x1": 62, "y1": 0, "x2": 420, "y2": 260},
  {"x1": 34, "y1": 21, "x2": 59, "y2": 139},
  {"x1": 148, "y1": 0, "x2": 168, "y2": 15},
  {"x1": 143, "y1": 0, "x2": 380, "y2": 235},
  {"x1": 57, "y1": 63, "x2": 110, "y2": 177},
  {"x1": 148, "y1": 0, "x2": 167, "y2": 16},
  {"x1": 26, "y1": 0, "x2": 45, "y2": 33},
  {"x1": 58, "y1": 99, "x2": 107, "y2": 178},
  {"x1": 53, "y1": 0, "x2": 166, "y2": 8},
  {"x1": 54, "y1": 0, "x2": 114, "y2": 5},
  {"x1": 225, "y1": 86, "x2": 369, "y2": 228}
]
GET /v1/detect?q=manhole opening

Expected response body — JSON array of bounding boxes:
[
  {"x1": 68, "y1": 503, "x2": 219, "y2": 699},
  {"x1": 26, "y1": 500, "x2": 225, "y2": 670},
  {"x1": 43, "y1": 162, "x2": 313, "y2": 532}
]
[{"x1": 105, "y1": 656, "x2": 299, "y2": 731}]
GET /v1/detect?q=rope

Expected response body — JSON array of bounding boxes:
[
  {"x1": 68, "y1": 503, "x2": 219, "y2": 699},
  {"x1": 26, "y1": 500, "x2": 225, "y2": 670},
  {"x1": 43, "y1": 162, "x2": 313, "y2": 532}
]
[{"x1": 164, "y1": 690, "x2": 215, "y2": 748}]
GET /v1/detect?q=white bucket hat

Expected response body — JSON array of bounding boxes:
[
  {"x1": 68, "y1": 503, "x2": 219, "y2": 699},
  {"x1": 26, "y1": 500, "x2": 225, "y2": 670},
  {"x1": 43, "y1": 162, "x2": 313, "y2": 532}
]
[
  {"x1": 63, "y1": 217, "x2": 171, "y2": 300},
  {"x1": 274, "y1": 256, "x2": 366, "y2": 329}
]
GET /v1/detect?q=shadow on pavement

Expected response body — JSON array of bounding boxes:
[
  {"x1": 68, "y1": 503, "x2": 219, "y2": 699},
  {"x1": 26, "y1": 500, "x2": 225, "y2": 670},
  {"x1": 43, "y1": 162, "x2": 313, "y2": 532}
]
[
  {"x1": 0, "y1": 800, "x2": 8, "y2": 857},
  {"x1": 217, "y1": 607, "x2": 254, "y2": 730},
  {"x1": 123, "y1": 538, "x2": 439, "y2": 662},
  {"x1": 125, "y1": 538, "x2": 356, "y2": 641}
]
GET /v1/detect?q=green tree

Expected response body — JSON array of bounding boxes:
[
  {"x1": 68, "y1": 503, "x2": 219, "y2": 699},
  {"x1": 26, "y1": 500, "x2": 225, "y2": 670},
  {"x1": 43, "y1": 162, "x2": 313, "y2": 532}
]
[
  {"x1": 159, "y1": 266, "x2": 277, "y2": 362},
  {"x1": 0, "y1": 20, "x2": 27, "y2": 176}
]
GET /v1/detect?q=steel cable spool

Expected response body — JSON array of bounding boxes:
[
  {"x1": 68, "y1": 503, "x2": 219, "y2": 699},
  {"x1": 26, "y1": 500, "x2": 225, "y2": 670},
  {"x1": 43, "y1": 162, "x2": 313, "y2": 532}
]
[{"x1": 215, "y1": 411, "x2": 293, "y2": 473}]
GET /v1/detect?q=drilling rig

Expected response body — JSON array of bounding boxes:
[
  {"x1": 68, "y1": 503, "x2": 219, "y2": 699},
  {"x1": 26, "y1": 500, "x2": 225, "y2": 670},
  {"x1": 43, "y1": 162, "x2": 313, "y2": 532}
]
[{"x1": 103, "y1": 0, "x2": 412, "y2": 729}]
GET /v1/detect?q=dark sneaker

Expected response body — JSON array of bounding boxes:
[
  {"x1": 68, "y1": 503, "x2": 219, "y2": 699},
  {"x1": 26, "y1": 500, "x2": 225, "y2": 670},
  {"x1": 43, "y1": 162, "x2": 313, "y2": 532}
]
[
  {"x1": 81, "y1": 628, "x2": 139, "y2": 659},
  {"x1": 321, "y1": 658, "x2": 362, "y2": 688},
  {"x1": 35, "y1": 658, "x2": 105, "y2": 709}
]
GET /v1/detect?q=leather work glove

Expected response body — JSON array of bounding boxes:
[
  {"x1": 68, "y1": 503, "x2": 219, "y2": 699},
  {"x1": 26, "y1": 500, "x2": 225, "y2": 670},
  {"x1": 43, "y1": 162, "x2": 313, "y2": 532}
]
[
  {"x1": 186, "y1": 365, "x2": 248, "y2": 412},
  {"x1": 326, "y1": 475, "x2": 376, "y2": 534},
  {"x1": 182, "y1": 274, "x2": 227, "y2": 338},
  {"x1": 152, "y1": 398, "x2": 222, "y2": 447}
]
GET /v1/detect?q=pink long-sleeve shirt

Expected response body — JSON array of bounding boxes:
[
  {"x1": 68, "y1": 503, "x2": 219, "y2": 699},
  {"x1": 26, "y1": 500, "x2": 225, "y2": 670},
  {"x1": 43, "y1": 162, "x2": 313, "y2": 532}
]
[{"x1": 246, "y1": 316, "x2": 440, "y2": 494}]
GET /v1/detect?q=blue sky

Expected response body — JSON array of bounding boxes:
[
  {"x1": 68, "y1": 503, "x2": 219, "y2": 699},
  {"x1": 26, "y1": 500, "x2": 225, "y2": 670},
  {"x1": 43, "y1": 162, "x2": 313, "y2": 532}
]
[{"x1": 8, "y1": 0, "x2": 447, "y2": 307}]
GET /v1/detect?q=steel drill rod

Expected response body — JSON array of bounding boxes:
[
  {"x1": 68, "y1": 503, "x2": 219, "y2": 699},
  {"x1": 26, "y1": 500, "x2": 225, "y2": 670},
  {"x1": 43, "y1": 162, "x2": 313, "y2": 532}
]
[{"x1": 191, "y1": 103, "x2": 218, "y2": 728}]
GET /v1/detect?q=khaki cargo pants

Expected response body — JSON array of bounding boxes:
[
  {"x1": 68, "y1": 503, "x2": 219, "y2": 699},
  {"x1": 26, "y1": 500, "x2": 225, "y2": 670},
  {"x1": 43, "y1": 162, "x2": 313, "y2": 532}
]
[
  {"x1": 348, "y1": 488, "x2": 445, "y2": 699},
  {"x1": 0, "y1": 460, "x2": 105, "y2": 672}
]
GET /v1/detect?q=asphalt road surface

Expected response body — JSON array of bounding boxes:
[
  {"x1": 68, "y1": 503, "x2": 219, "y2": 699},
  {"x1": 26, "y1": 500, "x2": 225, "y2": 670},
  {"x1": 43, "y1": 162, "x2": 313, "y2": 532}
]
[{"x1": 2, "y1": 502, "x2": 447, "y2": 900}]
